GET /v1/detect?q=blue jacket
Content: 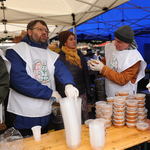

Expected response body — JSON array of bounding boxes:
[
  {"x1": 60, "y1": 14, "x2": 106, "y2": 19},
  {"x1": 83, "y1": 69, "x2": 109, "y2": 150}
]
[{"x1": 5, "y1": 35, "x2": 75, "y2": 130}]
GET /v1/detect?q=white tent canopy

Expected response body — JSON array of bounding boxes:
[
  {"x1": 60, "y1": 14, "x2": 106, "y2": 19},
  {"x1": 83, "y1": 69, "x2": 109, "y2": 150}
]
[{"x1": 0, "y1": 0, "x2": 128, "y2": 39}]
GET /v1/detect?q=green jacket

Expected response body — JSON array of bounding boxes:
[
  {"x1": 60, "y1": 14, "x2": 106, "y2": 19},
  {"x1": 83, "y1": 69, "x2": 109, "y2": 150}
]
[{"x1": 0, "y1": 56, "x2": 9, "y2": 104}]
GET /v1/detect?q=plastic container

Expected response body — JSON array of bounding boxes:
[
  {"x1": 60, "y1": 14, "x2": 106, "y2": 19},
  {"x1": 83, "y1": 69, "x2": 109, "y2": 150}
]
[
  {"x1": 113, "y1": 119, "x2": 125, "y2": 124},
  {"x1": 138, "y1": 103, "x2": 145, "y2": 108},
  {"x1": 115, "y1": 91, "x2": 119, "y2": 96},
  {"x1": 136, "y1": 122, "x2": 149, "y2": 132},
  {"x1": 114, "y1": 96, "x2": 125, "y2": 104},
  {"x1": 101, "y1": 110, "x2": 113, "y2": 117},
  {"x1": 126, "y1": 110, "x2": 137, "y2": 116},
  {"x1": 101, "y1": 115, "x2": 112, "y2": 121},
  {"x1": 101, "y1": 104, "x2": 113, "y2": 111},
  {"x1": 113, "y1": 122, "x2": 125, "y2": 128},
  {"x1": 126, "y1": 115, "x2": 137, "y2": 120},
  {"x1": 95, "y1": 101, "x2": 107, "y2": 109},
  {"x1": 85, "y1": 119, "x2": 94, "y2": 128},
  {"x1": 113, "y1": 103, "x2": 125, "y2": 108},
  {"x1": 113, "y1": 111, "x2": 125, "y2": 116},
  {"x1": 113, "y1": 115, "x2": 125, "y2": 121},
  {"x1": 137, "y1": 99, "x2": 145, "y2": 104},
  {"x1": 106, "y1": 97, "x2": 114, "y2": 103},
  {"x1": 105, "y1": 122, "x2": 112, "y2": 129},
  {"x1": 126, "y1": 122, "x2": 136, "y2": 128},
  {"x1": 126, "y1": 95, "x2": 135, "y2": 100},
  {"x1": 134, "y1": 93, "x2": 146, "y2": 100},
  {"x1": 113, "y1": 107, "x2": 125, "y2": 112},
  {"x1": 126, "y1": 107, "x2": 138, "y2": 112},
  {"x1": 126, "y1": 118, "x2": 137, "y2": 123},
  {"x1": 126, "y1": 100, "x2": 138, "y2": 107},
  {"x1": 89, "y1": 120, "x2": 105, "y2": 150},
  {"x1": 138, "y1": 108, "x2": 145, "y2": 112},
  {"x1": 118, "y1": 90, "x2": 129, "y2": 96}
]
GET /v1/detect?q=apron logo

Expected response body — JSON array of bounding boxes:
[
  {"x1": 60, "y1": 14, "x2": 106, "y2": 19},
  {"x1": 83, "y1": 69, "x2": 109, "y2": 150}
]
[
  {"x1": 33, "y1": 59, "x2": 51, "y2": 86},
  {"x1": 110, "y1": 55, "x2": 118, "y2": 72}
]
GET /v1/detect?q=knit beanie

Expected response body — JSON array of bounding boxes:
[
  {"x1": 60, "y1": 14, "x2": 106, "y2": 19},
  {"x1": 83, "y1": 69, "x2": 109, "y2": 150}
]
[
  {"x1": 114, "y1": 25, "x2": 134, "y2": 43},
  {"x1": 58, "y1": 31, "x2": 75, "y2": 46}
]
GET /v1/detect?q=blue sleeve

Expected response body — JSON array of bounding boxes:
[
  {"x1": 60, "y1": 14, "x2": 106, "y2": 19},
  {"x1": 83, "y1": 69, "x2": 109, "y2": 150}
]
[
  {"x1": 54, "y1": 59, "x2": 75, "y2": 86},
  {"x1": 6, "y1": 49, "x2": 52, "y2": 100}
]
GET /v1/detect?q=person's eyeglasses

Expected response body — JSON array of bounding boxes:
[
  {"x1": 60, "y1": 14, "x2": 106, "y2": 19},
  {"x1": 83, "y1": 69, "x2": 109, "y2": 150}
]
[{"x1": 32, "y1": 27, "x2": 50, "y2": 34}]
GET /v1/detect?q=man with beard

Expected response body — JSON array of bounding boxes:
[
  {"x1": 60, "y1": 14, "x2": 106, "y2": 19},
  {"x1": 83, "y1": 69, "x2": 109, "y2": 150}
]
[{"x1": 5, "y1": 20, "x2": 79, "y2": 136}]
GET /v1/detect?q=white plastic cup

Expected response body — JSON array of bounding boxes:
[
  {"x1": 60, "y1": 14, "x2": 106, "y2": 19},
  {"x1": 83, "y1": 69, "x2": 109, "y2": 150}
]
[
  {"x1": 59, "y1": 97, "x2": 81, "y2": 149},
  {"x1": 89, "y1": 120, "x2": 105, "y2": 150},
  {"x1": 31, "y1": 125, "x2": 41, "y2": 141}
]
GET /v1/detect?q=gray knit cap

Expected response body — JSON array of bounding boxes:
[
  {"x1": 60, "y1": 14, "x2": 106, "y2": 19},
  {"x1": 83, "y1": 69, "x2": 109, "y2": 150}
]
[{"x1": 114, "y1": 25, "x2": 134, "y2": 43}]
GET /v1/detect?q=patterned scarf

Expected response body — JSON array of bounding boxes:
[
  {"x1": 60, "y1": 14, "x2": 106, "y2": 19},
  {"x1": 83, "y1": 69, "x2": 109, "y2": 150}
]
[
  {"x1": 127, "y1": 39, "x2": 138, "y2": 50},
  {"x1": 62, "y1": 46, "x2": 82, "y2": 68}
]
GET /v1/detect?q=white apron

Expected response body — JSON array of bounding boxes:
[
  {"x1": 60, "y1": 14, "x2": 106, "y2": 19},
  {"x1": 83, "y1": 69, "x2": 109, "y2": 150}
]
[
  {"x1": 0, "y1": 49, "x2": 11, "y2": 123},
  {"x1": 7, "y1": 42, "x2": 59, "y2": 117},
  {"x1": 105, "y1": 43, "x2": 146, "y2": 97}
]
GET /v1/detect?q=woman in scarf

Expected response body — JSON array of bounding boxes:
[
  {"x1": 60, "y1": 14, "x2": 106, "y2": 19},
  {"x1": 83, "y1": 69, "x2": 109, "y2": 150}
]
[{"x1": 57, "y1": 31, "x2": 92, "y2": 122}]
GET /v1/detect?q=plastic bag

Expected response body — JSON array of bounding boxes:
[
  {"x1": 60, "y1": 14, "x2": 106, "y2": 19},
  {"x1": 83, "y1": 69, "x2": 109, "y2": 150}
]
[{"x1": 0, "y1": 127, "x2": 24, "y2": 150}]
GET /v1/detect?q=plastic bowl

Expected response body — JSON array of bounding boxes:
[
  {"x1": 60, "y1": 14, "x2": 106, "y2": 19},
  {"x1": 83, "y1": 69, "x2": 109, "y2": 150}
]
[
  {"x1": 85, "y1": 119, "x2": 94, "y2": 128},
  {"x1": 136, "y1": 122, "x2": 149, "y2": 132},
  {"x1": 134, "y1": 93, "x2": 146, "y2": 100}
]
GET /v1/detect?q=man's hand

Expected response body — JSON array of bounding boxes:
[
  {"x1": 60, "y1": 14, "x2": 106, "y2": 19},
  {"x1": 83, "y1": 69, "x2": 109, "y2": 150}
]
[
  {"x1": 51, "y1": 91, "x2": 62, "y2": 103},
  {"x1": 65, "y1": 84, "x2": 79, "y2": 101},
  {"x1": 146, "y1": 83, "x2": 150, "y2": 92},
  {"x1": 89, "y1": 59, "x2": 104, "y2": 73}
]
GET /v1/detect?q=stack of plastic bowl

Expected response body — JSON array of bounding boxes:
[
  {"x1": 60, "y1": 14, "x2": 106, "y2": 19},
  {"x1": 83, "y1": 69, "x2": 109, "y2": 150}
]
[
  {"x1": 100, "y1": 104, "x2": 113, "y2": 129},
  {"x1": 134, "y1": 93, "x2": 147, "y2": 122},
  {"x1": 106, "y1": 97, "x2": 114, "y2": 105},
  {"x1": 113, "y1": 96, "x2": 126, "y2": 128},
  {"x1": 126, "y1": 100, "x2": 138, "y2": 128},
  {"x1": 95, "y1": 101, "x2": 107, "y2": 119}
]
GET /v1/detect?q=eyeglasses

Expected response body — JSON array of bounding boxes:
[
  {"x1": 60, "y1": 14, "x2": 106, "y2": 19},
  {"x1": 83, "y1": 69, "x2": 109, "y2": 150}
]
[{"x1": 32, "y1": 27, "x2": 49, "y2": 34}]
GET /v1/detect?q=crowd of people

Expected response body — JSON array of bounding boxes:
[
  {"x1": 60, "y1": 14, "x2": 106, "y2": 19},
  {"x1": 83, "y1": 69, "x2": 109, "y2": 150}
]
[{"x1": 0, "y1": 19, "x2": 149, "y2": 138}]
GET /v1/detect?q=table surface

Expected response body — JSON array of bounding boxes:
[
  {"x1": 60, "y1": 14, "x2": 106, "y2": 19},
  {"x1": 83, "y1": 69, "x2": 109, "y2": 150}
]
[{"x1": 1, "y1": 120, "x2": 150, "y2": 150}]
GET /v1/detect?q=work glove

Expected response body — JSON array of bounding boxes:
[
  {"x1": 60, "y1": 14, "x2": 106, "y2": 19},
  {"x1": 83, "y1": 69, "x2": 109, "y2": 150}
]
[
  {"x1": 89, "y1": 59, "x2": 104, "y2": 73},
  {"x1": 146, "y1": 83, "x2": 150, "y2": 92},
  {"x1": 51, "y1": 91, "x2": 62, "y2": 103},
  {"x1": 65, "y1": 84, "x2": 79, "y2": 101}
]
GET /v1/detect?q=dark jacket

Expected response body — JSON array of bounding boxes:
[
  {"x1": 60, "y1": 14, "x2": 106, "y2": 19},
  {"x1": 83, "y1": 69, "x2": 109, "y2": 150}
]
[
  {"x1": 5, "y1": 35, "x2": 75, "y2": 130},
  {"x1": 0, "y1": 56, "x2": 9, "y2": 104},
  {"x1": 57, "y1": 49, "x2": 91, "y2": 97}
]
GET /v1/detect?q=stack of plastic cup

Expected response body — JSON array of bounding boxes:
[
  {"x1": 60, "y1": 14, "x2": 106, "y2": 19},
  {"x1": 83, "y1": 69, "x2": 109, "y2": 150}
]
[
  {"x1": 126, "y1": 100, "x2": 138, "y2": 128},
  {"x1": 100, "y1": 104, "x2": 113, "y2": 129},
  {"x1": 59, "y1": 97, "x2": 81, "y2": 149},
  {"x1": 113, "y1": 96, "x2": 126, "y2": 128},
  {"x1": 96, "y1": 118, "x2": 107, "y2": 135},
  {"x1": 134, "y1": 93, "x2": 147, "y2": 122},
  {"x1": 95, "y1": 101, "x2": 107, "y2": 119},
  {"x1": 89, "y1": 120, "x2": 105, "y2": 150}
]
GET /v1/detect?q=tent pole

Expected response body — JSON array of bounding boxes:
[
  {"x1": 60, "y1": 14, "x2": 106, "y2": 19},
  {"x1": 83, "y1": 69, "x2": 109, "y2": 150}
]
[{"x1": 73, "y1": 26, "x2": 77, "y2": 44}]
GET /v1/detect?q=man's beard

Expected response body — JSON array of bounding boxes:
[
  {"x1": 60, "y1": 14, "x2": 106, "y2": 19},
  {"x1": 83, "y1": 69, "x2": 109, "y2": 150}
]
[{"x1": 31, "y1": 34, "x2": 48, "y2": 45}]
